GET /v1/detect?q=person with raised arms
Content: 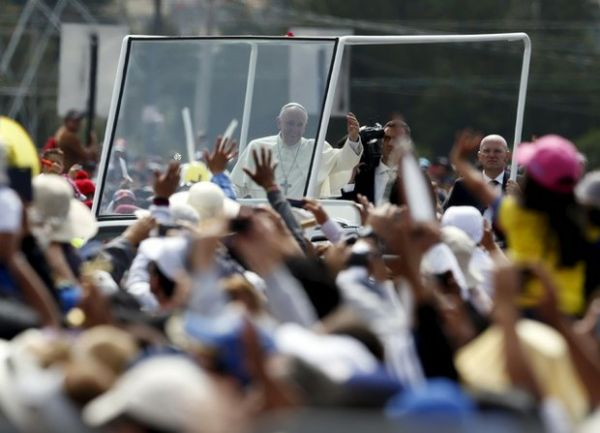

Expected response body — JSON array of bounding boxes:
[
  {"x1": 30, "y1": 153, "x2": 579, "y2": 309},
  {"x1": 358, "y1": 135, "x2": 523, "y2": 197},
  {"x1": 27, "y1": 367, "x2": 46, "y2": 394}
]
[{"x1": 231, "y1": 102, "x2": 363, "y2": 198}]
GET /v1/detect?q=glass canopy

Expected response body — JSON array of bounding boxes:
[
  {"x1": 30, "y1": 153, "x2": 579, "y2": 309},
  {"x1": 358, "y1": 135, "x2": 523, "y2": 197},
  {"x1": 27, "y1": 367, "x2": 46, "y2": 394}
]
[
  {"x1": 96, "y1": 37, "x2": 338, "y2": 216},
  {"x1": 94, "y1": 33, "x2": 530, "y2": 221}
]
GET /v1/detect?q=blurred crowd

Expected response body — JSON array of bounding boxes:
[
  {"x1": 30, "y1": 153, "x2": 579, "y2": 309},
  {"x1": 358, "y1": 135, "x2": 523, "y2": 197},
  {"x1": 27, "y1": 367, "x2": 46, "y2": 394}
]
[{"x1": 0, "y1": 108, "x2": 598, "y2": 433}]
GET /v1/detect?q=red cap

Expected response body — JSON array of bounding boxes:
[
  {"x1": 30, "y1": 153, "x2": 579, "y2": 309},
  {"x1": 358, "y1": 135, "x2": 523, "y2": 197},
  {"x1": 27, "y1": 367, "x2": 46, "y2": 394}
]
[
  {"x1": 75, "y1": 179, "x2": 96, "y2": 196},
  {"x1": 75, "y1": 169, "x2": 90, "y2": 180}
]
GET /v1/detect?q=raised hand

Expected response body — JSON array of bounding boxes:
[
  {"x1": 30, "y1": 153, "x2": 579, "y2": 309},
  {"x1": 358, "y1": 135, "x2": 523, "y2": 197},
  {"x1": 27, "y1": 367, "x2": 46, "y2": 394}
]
[
  {"x1": 68, "y1": 164, "x2": 83, "y2": 179},
  {"x1": 122, "y1": 216, "x2": 156, "y2": 247},
  {"x1": 492, "y1": 262, "x2": 521, "y2": 311},
  {"x1": 449, "y1": 129, "x2": 497, "y2": 207},
  {"x1": 204, "y1": 136, "x2": 238, "y2": 175},
  {"x1": 506, "y1": 179, "x2": 521, "y2": 196},
  {"x1": 254, "y1": 205, "x2": 303, "y2": 257},
  {"x1": 303, "y1": 198, "x2": 329, "y2": 225},
  {"x1": 366, "y1": 203, "x2": 439, "y2": 299},
  {"x1": 480, "y1": 219, "x2": 496, "y2": 252},
  {"x1": 153, "y1": 161, "x2": 181, "y2": 199},
  {"x1": 450, "y1": 129, "x2": 483, "y2": 164},
  {"x1": 355, "y1": 193, "x2": 374, "y2": 226},
  {"x1": 231, "y1": 212, "x2": 290, "y2": 276},
  {"x1": 346, "y1": 112, "x2": 360, "y2": 142},
  {"x1": 45, "y1": 159, "x2": 63, "y2": 175},
  {"x1": 243, "y1": 147, "x2": 278, "y2": 190},
  {"x1": 367, "y1": 204, "x2": 439, "y2": 264},
  {"x1": 242, "y1": 317, "x2": 299, "y2": 413},
  {"x1": 349, "y1": 162, "x2": 365, "y2": 183}
]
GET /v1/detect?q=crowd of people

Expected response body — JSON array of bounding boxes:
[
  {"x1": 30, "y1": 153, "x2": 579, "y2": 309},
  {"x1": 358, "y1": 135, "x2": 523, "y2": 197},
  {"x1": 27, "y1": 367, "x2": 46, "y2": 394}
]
[{"x1": 0, "y1": 105, "x2": 599, "y2": 433}]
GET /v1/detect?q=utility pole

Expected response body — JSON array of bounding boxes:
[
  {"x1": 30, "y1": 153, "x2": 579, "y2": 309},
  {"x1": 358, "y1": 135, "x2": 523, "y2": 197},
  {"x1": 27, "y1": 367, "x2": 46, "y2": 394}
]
[
  {"x1": 85, "y1": 33, "x2": 98, "y2": 147},
  {"x1": 153, "y1": 0, "x2": 163, "y2": 34},
  {"x1": 206, "y1": 0, "x2": 216, "y2": 35}
]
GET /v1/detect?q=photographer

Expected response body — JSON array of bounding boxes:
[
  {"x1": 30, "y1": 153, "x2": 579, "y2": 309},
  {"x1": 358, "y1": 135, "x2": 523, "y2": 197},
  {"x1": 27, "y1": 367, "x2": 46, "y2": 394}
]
[{"x1": 341, "y1": 119, "x2": 411, "y2": 205}]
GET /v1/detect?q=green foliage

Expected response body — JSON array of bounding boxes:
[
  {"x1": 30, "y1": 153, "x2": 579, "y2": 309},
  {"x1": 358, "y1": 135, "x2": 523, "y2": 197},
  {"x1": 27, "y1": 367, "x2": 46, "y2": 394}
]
[
  {"x1": 290, "y1": 0, "x2": 600, "y2": 160},
  {"x1": 576, "y1": 129, "x2": 600, "y2": 171}
]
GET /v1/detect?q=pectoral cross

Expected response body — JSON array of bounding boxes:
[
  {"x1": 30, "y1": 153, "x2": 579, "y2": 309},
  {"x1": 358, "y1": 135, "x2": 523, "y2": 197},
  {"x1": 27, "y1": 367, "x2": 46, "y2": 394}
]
[{"x1": 281, "y1": 178, "x2": 292, "y2": 195}]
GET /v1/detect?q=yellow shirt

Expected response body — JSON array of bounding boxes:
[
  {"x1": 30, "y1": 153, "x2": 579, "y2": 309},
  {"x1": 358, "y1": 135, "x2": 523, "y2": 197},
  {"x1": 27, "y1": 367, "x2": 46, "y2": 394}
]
[{"x1": 498, "y1": 196, "x2": 585, "y2": 315}]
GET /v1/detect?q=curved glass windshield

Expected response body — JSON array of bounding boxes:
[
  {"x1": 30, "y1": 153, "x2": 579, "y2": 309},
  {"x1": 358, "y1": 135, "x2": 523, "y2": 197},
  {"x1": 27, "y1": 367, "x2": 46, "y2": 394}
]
[{"x1": 97, "y1": 37, "x2": 337, "y2": 215}]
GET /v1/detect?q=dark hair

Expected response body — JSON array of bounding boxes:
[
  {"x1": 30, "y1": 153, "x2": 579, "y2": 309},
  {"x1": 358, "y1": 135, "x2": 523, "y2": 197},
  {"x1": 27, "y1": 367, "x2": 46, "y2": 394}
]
[
  {"x1": 331, "y1": 324, "x2": 385, "y2": 362},
  {"x1": 148, "y1": 262, "x2": 176, "y2": 299},
  {"x1": 384, "y1": 118, "x2": 411, "y2": 137},
  {"x1": 588, "y1": 208, "x2": 600, "y2": 227},
  {"x1": 42, "y1": 148, "x2": 64, "y2": 159},
  {"x1": 64, "y1": 109, "x2": 84, "y2": 121},
  {"x1": 522, "y1": 175, "x2": 586, "y2": 267},
  {"x1": 389, "y1": 169, "x2": 438, "y2": 213},
  {"x1": 285, "y1": 257, "x2": 341, "y2": 319}
]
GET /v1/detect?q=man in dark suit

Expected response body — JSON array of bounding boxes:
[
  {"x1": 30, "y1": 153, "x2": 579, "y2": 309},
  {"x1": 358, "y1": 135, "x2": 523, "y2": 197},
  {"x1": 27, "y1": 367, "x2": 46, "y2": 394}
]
[
  {"x1": 341, "y1": 119, "x2": 411, "y2": 205},
  {"x1": 444, "y1": 134, "x2": 522, "y2": 245},
  {"x1": 444, "y1": 134, "x2": 519, "y2": 214}
]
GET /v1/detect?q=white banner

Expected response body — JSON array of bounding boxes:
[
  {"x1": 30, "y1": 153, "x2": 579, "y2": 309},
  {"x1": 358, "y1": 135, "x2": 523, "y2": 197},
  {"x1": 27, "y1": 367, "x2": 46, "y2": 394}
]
[{"x1": 58, "y1": 24, "x2": 129, "y2": 117}]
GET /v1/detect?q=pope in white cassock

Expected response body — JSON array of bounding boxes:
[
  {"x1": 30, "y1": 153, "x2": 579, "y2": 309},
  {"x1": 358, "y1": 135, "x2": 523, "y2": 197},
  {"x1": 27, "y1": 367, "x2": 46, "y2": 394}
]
[{"x1": 230, "y1": 103, "x2": 363, "y2": 198}]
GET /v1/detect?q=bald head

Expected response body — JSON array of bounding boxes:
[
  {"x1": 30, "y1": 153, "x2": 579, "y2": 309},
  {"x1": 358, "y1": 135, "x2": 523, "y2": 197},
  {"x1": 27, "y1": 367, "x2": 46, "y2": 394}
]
[
  {"x1": 480, "y1": 134, "x2": 508, "y2": 150},
  {"x1": 277, "y1": 103, "x2": 308, "y2": 145},
  {"x1": 478, "y1": 134, "x2": 510, "y2": 177}
]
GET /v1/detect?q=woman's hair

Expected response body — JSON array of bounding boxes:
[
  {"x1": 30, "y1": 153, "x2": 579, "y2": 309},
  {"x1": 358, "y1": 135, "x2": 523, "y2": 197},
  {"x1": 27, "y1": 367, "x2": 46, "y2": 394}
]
[
  {"x1": 522, "y1": 175, "x2": 587, "y2": 267},
  {"x1": 390, "y1": 167, "x2": 439, "y2": 213}
]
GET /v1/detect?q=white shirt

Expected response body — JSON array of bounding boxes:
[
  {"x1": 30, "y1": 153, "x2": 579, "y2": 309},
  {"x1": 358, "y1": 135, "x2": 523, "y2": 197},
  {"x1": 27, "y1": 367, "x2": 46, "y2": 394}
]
[
  {"x1": 374, "y1": 160, "x2": 397, "y2": 206},
  {"x1": 0, "y1": 187, "x2": 22, "y2": 234},
  {"x1": 336, "y1": 267, "x2": 425, "y2": 386},
  {"x1": 482, "y1": 170, "x2": 504, "y2": 223}
]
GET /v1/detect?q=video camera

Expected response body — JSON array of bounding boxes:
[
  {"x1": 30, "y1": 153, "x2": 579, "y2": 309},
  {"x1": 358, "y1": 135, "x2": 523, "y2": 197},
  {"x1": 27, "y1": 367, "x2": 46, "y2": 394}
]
[{"x1": 359, "y1": 123, "x2": 385, "y2": 146}]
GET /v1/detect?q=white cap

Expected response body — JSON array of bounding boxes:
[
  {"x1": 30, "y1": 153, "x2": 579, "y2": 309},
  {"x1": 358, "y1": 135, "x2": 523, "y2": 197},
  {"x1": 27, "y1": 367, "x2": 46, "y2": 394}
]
[
  {"x1": 421, "y1": 242, "x2": 468, "y2": 298},
  {"x1": 440, "y1": 226, "x2": 483, "y2": 290},
  {"x1": 83, "y1": 356, "x2": 216, "y2": 431},
  {"x1": 274, "y1": 323, "x2": 379, "y2": 382},
  {"x1": 170, "y1": 202, "x2": 200, "y2": 225},
  {"x1": 441, "y1": 206, "x2": 484, "y2": 244},
  {"x1": 575, "y1": 170, "x2": 600, "y2": 209},
  {"x1": 138, "y1": 236, "x2": 189, "y2": 281},
  {"x1": 170, "y1": 181, "x2": 240, "y2": 222}
]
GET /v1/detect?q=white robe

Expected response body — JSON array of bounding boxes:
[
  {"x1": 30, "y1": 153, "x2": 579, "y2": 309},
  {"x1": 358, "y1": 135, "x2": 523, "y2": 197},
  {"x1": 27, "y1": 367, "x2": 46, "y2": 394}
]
[{"x1": 230, "y1": 134, "x2": 362, "y2": 198}]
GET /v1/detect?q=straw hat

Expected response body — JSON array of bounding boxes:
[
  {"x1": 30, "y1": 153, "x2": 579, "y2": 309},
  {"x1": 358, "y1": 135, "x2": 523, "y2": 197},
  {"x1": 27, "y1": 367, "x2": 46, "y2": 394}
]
[{"x1": 29, "y1": 174, "x2": 97, "y2": 243}]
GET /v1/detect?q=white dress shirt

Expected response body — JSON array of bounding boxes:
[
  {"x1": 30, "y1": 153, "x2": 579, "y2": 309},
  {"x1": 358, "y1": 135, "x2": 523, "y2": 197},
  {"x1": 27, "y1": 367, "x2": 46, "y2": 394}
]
[
  {"x1": 374, "y1": 160, "x2": 397, "y2": 206},
  {"x1": 482, "y1": 170, "x2": 504, "y2": 223}
]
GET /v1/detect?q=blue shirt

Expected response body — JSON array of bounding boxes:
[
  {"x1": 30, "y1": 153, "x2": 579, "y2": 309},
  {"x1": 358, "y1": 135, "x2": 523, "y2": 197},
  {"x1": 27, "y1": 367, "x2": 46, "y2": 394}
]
[{"x1": 211, "y1": 172, "x2": 236, "y2": 200}]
